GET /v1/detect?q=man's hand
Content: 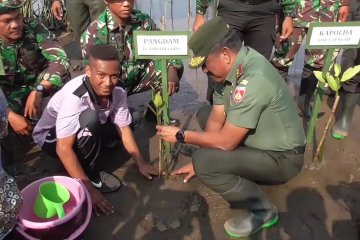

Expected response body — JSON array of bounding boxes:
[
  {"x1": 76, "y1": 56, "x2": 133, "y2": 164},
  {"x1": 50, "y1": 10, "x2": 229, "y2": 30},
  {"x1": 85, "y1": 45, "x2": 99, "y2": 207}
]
[
  {"x1": 8, "y1": 110, "x2": 32, "y2": 135},
  {"x1": 338, "y1": 6, "x2": 350, "y2": 22},
  {"x1": 171, "y1": 162, "x2": 195, "y2": 183},
  {"x1": 168, "y1": 66, "x2": 180, "y2": 96},
  {"x1": 51, "y1": 0, "x2": 63, "y2": 21},
  {"x1": 280, "y1": 16, "x2": 293, "y2": 42},
  {"x1": 156, "y1": 125, "x2": 180, "y2": 143},
  {"x1": 24, "y1": 91, "x2": 42, "y2": 119},
  {"x1": 193, "y1": 14, "x2": 205, "y2": 32},
  {"x1": 88, "y1": 186, "x2": 114, "y2": 216},
  {"x1": 138, "y1": 162, "x2": 159, "y2": 180}
]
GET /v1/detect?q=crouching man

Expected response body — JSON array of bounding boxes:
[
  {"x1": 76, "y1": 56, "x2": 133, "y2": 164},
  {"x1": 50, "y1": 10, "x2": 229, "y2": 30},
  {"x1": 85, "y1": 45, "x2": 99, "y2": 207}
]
[
  {"x1": 33, "y1": 44, "x2": 158, "y2": 215},
  {"x1": 157, "y1": 17, "x2": 306, "y2": 238}
]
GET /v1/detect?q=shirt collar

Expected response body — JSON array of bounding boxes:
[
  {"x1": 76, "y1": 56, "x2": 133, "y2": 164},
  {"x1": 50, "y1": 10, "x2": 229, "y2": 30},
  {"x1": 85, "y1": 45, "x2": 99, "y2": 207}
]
[
  {"x1": 82, "y1": 76, "x2": 113, "y2": 106},
  {"x1": 224, "y1": 47, "x2": 249, "y2": 85}
]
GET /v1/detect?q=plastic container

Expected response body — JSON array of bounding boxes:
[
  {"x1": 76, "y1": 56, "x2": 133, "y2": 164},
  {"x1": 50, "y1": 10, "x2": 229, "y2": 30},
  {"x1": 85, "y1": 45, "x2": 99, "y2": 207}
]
[{"x1": 16, "y1": 176, "x2": 92, "y2": 240}]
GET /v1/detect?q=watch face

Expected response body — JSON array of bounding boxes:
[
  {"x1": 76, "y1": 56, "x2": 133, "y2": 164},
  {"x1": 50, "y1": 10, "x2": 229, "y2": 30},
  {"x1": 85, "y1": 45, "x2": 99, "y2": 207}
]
[{"x1": 36, "y1": 84, "x2": 44, "y2": 92}]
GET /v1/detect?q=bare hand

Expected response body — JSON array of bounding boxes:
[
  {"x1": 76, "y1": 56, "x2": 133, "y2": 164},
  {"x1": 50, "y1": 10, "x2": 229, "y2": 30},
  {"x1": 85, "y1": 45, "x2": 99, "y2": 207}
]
[
  {"x1": 88, "y1": 187, "x2": 114, "y2": 216},
  {"x1": 24, "y1": 91, "x2": 42, "y2": 119},
  {"x1": 280, "y1": 17, "x2": 293, "y2": 42},
  {"x1": 171, "y1": 162, "x2": 195, "y2": 183},
  {"x1": 168, "y1": 66, "x2": 180, "y2": 96},
  {"x1": 51, "y1": 0, "x2": 63, "y2": 21},
  {"x1": 8, "y1": 111, "x2": 32, "y2": 135},
  {"x1": 138, "y1": 162, "x2": 159, "y2": 180},
  {"x1": 156, "y1": 125, "x2": 180, "y2": 143},
  {"x1": 338, "y1": 6, "x2": 350, "y2": 22},
  {"x1": 193, "y1": 14, "x2": 205, "y2": 32}
]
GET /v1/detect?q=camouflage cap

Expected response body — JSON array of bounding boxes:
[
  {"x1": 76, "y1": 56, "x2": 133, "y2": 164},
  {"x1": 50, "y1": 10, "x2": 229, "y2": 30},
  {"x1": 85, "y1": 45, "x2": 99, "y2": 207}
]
[
  {"x1": 0, "y1": 0, "x2": 25, "y2": 14},
  {"x1": 188, "y1": 16, "x2": 230, "y2": 69}
]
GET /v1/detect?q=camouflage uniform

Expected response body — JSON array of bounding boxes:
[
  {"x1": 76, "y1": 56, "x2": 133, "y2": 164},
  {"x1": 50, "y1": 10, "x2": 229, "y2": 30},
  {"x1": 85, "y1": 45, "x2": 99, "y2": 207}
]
[
  {"x1": 272, "y1": 0, "x2": 350, "y2": 74},
  {"x1": 81, "y1": 7, "x2": 184, "y2": 95},
  {"x1": 0, "y1": 19, "x2": 70, "y2": 113}
]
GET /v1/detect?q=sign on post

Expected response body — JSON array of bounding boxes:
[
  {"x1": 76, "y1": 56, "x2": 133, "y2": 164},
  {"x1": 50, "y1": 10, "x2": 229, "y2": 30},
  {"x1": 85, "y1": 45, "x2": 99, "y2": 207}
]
[
  {"x1": 134, "y1": 31, "x2": 190, "y2": 174},
  {"x1": 304, "y1": 21, "x2": 360, "y2": 146}
]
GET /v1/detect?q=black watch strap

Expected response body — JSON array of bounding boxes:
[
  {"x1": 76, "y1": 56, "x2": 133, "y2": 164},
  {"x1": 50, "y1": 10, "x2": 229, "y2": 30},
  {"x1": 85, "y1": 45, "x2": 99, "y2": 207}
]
[{"x1": 175, "y1": 129, "x2": 185, "y2": 143}]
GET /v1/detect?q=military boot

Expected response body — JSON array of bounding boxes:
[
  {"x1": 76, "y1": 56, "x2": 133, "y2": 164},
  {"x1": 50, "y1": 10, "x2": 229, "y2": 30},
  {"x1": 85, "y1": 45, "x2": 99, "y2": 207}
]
[
  {"x1": 331, "y1": 92, "x2": 360, "y2": 140},
  {"x1": 220, "y1": 177, "x2": 279, "y2": 238},
  {"x1": 298, "y1": 66, "x2": 319, "y2": 120}
]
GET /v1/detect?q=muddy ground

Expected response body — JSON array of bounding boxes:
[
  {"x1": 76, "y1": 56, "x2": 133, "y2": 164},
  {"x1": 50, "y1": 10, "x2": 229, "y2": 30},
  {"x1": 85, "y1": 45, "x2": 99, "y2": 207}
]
[
  {"x1": 7, "y1": 1, "x2": 360, "y2": 239},
  {"x1": 10, "y1": 49, "x2": 360, "y2": 240}
]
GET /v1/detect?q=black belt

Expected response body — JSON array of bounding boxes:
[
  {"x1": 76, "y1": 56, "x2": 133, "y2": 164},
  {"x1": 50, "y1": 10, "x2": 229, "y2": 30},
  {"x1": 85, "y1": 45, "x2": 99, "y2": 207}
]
[{"x1": 238, "y1": 0, "x2": 272, "y2": 5}]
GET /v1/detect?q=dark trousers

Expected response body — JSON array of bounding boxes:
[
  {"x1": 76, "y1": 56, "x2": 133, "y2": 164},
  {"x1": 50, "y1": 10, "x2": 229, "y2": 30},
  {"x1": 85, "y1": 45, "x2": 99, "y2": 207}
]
[
  {"x1": 194, "y1": 105, "x2": 304, "y2": 211},
  {"x1": 41, "y1": 109, "x2": 118, "y2": 182}
]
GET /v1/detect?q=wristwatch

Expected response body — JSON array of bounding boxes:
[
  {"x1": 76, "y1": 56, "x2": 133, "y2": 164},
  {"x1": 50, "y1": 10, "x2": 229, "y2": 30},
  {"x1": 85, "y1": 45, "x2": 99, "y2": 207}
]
[
  {"x1": 175, "y1": 129, "x2": 185, "y2": 143},
  {"x1": 35, "y1": 84, "x2": 45, "y2": 93}
]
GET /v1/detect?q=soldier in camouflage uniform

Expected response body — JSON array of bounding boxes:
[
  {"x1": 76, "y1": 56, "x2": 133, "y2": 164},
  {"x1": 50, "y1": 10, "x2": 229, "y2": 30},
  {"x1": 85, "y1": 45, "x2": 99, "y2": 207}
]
[
  {"x1": 80, "y1": 0, "x2": 184, "y2": 124},
  {"x1": 0, "y1": 0, "x2": 70, "y2": 136},
  {"x1": 272, "y1": 0, "x2": 350, "y2": 119}
]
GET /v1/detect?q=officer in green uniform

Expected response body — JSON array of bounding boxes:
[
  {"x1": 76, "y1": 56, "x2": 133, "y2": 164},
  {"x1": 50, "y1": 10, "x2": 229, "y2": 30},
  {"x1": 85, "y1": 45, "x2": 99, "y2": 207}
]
[
  {"x1": 0, "y1": 0, "x2": 70, "y2": 136},
  {"x1": 156, "y1": 16, "x2": 306, "y2": 238}
]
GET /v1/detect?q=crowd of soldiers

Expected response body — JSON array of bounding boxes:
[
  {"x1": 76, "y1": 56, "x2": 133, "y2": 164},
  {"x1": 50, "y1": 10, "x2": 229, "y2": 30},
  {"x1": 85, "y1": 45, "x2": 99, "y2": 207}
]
[{"x1": 0, "y1": 0, "x2": 359, "y2": 239}]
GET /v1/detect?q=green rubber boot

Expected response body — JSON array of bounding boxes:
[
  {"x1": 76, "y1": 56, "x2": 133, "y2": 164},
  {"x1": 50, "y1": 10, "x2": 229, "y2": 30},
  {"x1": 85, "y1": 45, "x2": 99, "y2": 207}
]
[{"x1": 331, "y1": 92, "x2": 360, "y2": 140}]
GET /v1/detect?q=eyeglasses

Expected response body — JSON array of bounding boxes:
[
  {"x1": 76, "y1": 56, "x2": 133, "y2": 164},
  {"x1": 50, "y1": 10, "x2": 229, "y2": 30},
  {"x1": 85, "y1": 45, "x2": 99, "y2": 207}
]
[{"x1": 0, "y1": 114, "x2": 8, "y2": 139}]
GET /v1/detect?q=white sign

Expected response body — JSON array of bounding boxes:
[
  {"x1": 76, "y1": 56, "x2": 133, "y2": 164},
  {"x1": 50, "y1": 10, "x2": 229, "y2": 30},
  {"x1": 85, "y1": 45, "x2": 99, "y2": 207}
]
[
  {"x1": 309, "y1": 26, "x2": 360, "y2": 46},
  {"x1": 136, "y1": 35, "x2": 188, "y2": 56}
]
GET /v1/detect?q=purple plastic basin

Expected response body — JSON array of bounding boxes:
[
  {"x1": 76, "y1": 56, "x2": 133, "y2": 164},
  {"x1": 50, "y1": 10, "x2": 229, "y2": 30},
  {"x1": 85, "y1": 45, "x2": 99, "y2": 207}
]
[{"x1": 16, "y1": 176, "x2": 92, "y2": 240}]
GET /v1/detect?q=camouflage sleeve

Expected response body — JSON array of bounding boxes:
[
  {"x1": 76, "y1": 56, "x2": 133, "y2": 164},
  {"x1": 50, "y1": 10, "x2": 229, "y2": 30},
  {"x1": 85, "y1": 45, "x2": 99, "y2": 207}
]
[
  {"x1": 196, "y1": 0, "x2": 212, "y2": 15},
  {"x1": 143, "y1": 16, "x2": 184, "y2": 75},
  {"x1": 281, "y1": 0, "x2": 296, "y2": 17},
  {"x1": 80, "y1": 21, "x2": 106, "y2": 62},
  {"x1": 32, "y1": 20, "x2": 70, "y2": 88}
]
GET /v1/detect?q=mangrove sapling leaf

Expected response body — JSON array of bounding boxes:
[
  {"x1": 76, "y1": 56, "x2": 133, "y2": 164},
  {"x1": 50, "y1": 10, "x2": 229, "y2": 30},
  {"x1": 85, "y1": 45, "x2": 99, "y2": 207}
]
[
  {"x1": 326, "y1": 73, "x2": 340, "y2": 92},
  {"x1": 314, "y1": 71, "x2": 326, "y2": 84},
  {"x1": 340, "y1": 65, "x2": 360, "y2": 82},
  {"x1": 334, "y1": 63, "x2": 341, "y2": 78}
]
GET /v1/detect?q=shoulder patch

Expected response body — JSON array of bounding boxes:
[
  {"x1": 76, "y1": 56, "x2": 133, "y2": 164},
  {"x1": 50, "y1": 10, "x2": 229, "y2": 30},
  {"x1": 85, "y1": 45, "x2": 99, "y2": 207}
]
[{"x1": 232, "y1": 85, "x2": 246, "y2": 103}]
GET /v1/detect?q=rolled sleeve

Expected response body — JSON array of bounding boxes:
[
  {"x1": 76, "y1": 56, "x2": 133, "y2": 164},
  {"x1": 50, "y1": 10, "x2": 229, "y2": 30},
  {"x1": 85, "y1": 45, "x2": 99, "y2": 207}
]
[
  {"x1": 111, "y1": 87, "x2": 132, "y2": 128},
  {"x1": 34, "y1": 21, "x2": 70, "y2": 87},
  {"x1": 196, "y1": 0, "x2": 211, "y2": 15},
  {"x1": 281, "y1": 0, "x2": 296, "y2": 17},
  {"x1": 227, "y1": 81, "x2": 271, "y2": 129},
  {"x1": 340, "y1": 0, "x2": 350, "y2": 6}
]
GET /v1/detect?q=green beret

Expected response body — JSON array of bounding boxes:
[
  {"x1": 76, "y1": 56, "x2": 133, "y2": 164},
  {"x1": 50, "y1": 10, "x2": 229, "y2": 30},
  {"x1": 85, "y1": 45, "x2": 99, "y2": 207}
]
[
  {"x1": 188, "y1": 16, "x2": 230, "y2": 69},
  {"x1": 0, "y1": 0, "x2": 25, "y2": 15}
]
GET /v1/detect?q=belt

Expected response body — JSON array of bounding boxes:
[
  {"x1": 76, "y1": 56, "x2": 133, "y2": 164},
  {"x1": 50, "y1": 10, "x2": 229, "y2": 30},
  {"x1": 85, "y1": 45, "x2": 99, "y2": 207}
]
[
  {"x1": 281, "y1": 146, "x2": 306, "y2": 155},
  {"x1": 238, "y1": 0, "x2": 272, "y2": 5}
]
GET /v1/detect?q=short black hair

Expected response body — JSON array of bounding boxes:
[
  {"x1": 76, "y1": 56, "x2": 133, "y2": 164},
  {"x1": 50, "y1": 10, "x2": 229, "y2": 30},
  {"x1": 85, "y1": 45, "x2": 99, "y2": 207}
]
[
  {"x1": 210, "y1": 30, "x2": 242, "y2": 55},
  {"x1": 88, "y1": 44, "x2": 119, "y2": 61}
]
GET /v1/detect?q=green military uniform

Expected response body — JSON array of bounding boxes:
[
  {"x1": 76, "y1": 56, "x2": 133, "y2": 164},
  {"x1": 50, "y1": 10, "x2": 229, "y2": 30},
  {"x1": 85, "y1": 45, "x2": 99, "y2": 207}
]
[
  {"x1": 81, "y1": 7, "x2": 184, "y2": 95},
  {"x1": 0, "y1": 1, "x2": 70, "y2": 113},
  {"x1": 188, "y1": 16, "x2": 306, "y2": 238},
  {"x1": 211, "y1": 47, "x2": 305, "y2": 151}
]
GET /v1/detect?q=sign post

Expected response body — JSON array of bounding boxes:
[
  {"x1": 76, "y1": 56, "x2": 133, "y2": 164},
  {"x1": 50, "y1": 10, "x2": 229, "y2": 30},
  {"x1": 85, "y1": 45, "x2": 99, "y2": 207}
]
[
  {"x1": 134, "y1": 31, "x2": 190, "y2": 174},
  {"x1": 305, "y1": 21, "x2": 360, "y2": 145}
]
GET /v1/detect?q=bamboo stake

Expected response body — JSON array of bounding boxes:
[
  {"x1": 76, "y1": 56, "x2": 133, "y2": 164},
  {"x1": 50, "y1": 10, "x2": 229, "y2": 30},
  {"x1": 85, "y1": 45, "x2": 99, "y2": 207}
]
[{"x1": 313, "y1": 94, "x2": 340, "y2": 162}]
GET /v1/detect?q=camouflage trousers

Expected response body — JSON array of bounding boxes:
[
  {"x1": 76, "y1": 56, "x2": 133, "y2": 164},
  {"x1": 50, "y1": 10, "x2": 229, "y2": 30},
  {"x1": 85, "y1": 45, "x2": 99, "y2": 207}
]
[
  {"x1": 123, "y1": 60, "x2": 183, "y2": 96},
  {"x1": 271, "y1": 27, "x2": 327, "y2": 72}
]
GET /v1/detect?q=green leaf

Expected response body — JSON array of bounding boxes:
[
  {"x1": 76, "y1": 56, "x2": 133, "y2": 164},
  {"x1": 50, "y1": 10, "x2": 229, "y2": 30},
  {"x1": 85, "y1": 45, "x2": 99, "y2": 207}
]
[
  {"x1": 314, "y1": 71, "x2": 326, "y2": 83},
  {"x1": 153, "y1": 92, "x2": 163, "y2": 108},
  {"x1": 334, "y1": 64, "x2": 341, "y2": 78},
  {"x1": 341, "y1": 65, "x2": 360, "y2": 82},
  {"x1": 326, "y1": 73, "x2": 340, "y2": 92}
]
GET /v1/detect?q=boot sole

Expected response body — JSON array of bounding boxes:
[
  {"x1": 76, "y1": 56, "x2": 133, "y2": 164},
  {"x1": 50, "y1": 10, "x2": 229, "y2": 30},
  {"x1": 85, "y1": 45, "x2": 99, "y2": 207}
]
[
  {"x1": 330, "y1": 131, "x2": 346, "y2": 140},
  {"x1": 225, "y1": 214, "x2": 279, "y2": 238}
]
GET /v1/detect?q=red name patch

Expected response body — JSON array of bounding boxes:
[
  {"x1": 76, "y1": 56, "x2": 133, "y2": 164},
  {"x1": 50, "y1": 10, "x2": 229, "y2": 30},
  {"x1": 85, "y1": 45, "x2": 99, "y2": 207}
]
[{"x1": 232, "y1": 86, "x2": 246, "y2": 103}]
